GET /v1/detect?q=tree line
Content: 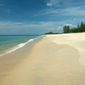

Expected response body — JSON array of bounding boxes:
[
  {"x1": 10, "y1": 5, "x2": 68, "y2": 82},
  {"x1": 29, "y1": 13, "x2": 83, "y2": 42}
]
[
  {"x1": 44, "y1": 22, "x2": 85, "y2": 34},
  {"x1": 63, "y1": 22, "x2": 85, "y2": 33},
  {"x1": 45, "y1": 32, "x2": 59, "y2": 34}
]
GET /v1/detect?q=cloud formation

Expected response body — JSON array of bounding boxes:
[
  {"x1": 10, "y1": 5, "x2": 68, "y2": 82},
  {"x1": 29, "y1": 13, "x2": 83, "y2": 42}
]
[
  {"x1": 47, "y1": 3, "x2": 52, "y2": 6},
  {"x1": 0, "y1": 0, "x2": 85, "y2": 34},
  {"x1": 36, "y1": 6, "x2": 85, "y2": 17},
  {"x1": 0, "y1": 21, "x2": 65, "y2": 34},
  {"x1": 47, "y1": 0, "x2": 85, "y2": 7},
  {"x1": 57, "y1": 26, "x2": 62, "y2": 30}
]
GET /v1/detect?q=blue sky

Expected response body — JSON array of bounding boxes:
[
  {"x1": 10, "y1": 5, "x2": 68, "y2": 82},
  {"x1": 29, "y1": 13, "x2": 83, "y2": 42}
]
[{"x1": 0, "y1": 0, "x2": 85, "y2": 35}]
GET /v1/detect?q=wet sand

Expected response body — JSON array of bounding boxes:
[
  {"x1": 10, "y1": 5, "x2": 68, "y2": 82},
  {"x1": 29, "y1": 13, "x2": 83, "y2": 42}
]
[{"x1": 0, "y1": 33, "x2": 85, "y2": 85}]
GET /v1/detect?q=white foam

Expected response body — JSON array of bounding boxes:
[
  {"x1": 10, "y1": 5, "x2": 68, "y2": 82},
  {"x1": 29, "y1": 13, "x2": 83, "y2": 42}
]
[
  {"x1": 0, "y1": 43, "x2": 26, "y2": 57},
  {"x1": 28, "y1": 39, "x2": 34, "y2": 42},
  {"x1": 0, "y1": 35, "x2": 44, "y2": 57}
]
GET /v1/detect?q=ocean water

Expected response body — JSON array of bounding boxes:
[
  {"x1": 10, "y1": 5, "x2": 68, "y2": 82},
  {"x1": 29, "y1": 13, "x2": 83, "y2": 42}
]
[{"x1": 0, "y1": 35, "x2": 43, "y2": 57}]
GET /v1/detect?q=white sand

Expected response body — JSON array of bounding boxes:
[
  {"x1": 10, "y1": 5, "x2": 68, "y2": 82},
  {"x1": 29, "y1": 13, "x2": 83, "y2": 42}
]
[
  {"x1": 0, "y1": 33, "x2": 85, "y2": 85},
  {"x1": 46, "y1": 33, "x2": 85, "y2": 66}
]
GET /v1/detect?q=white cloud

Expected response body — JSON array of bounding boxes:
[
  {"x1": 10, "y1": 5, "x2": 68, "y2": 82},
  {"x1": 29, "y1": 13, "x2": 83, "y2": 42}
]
[
  {"x1": 47, "y1": 3, "x2": 52, "y2": 6},
  {"x1": 57, "y1": 26, "x2": 62, "y2": 30},
  {"x1": 65, "y1": 24, "x2": 72, "y2": 26},
  {"x1": 39, "y1": 0, "x2": 85, "y2": 18},
  {"x1": 61, "y1": 7, "x2": 85, "y2": 16},
  {"x1": 64, "y1": 24, "x2": 77, "y2": 28},
  {"x1": 48, "y1": 0, "x2": 85, "y2": 7},
  {"x1": 49, "y1": 0, "x2": 62, "y2": 7},
  {"x1": 0, "y1": 21, "x2": 64, "y2": 34},
  {"x1": 35, "y1": 6, "x2": 85, "y2": 17},
  {"x1": 0, "y1": 20, "x2": 84, "y2": 35}
]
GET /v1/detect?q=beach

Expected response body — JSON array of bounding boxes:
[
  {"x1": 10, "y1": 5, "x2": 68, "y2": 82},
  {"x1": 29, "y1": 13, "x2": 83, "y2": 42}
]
[{"x1": 0, "y1": 33, "x2": 85, "y2": 85}]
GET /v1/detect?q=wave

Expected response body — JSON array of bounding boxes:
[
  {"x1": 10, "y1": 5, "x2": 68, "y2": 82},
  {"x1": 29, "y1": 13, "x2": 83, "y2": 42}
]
[{"x1": 0, "y1": 35, "x2": 44, "y2": 57}]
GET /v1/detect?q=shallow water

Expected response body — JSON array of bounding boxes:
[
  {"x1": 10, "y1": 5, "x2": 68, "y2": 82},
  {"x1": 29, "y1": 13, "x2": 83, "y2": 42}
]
[{"x1": 0, "y1": 35, "x2": 42, "y2": 56}]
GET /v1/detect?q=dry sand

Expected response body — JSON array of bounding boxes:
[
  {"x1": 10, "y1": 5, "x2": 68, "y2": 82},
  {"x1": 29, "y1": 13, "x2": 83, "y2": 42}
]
[{"x1": 0, "y1": 33, "x2": 85, "y2": 85}]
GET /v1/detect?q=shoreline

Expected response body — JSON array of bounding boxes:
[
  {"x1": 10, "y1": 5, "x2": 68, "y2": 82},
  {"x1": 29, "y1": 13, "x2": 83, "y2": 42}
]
[
  {"x1": 0, "y1": 33, "x2": 85, "y2": 85},
  {"x1": 0, "y1": 36, "x2": 44, "y2": 83},
  {"x1": 0, "y1": 35, "x2": 44, "y2": 57}
]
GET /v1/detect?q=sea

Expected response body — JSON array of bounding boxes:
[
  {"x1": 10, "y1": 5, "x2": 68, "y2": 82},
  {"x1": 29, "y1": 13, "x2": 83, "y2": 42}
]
[{"x1": 0, "y1": 35, "x2": 44, "y2": 57}]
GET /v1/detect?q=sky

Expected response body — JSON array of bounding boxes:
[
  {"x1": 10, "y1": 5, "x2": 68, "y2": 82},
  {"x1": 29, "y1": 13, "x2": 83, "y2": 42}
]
[{"x1": 0, "y1": 0, "x2": 85, "y2": 35}]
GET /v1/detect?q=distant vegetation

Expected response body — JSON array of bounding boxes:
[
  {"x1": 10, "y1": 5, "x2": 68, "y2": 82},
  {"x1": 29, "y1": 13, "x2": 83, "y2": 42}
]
[
  {"x1": 63, "y1": 22, "x2": 85, "y2": 33},
  {"x1": 44, "y1": 22, "x2": 85, "y2": 34},
  {"x1": 45, "y1": 32, "x2": 59, "y2": 34}
]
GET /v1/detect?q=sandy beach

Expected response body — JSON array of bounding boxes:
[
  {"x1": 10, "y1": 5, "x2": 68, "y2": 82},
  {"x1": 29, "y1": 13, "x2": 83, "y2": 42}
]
[{"x1": 0, "y1": 33, "x2": 85, "y2": 85}]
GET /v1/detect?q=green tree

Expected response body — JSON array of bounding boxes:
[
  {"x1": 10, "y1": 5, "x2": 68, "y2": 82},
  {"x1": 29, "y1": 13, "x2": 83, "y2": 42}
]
[
  {"x1": 77, "y1": 24, "x2": 80, "y2": 28},
  {"x1": 70, "y1": 22, "x2": 85, "y2": 33},
  {"x1": 80, "y1": 22, "x2": 85, "y2": 32},
  {"x1": 63, "y1": 25, "x2": 70, "y2": 33}
]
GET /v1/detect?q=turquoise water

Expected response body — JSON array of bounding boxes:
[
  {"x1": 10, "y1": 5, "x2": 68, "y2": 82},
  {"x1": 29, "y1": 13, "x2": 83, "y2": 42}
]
[{"x1": 0, "y1": 35, "x2": 41, "y2": 56}]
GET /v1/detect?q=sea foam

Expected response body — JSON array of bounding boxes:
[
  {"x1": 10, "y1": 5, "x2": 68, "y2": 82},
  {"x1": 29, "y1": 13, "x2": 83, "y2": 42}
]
[{"x1": 0, "y1": 35, "x2": 44, "y2": 57}]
